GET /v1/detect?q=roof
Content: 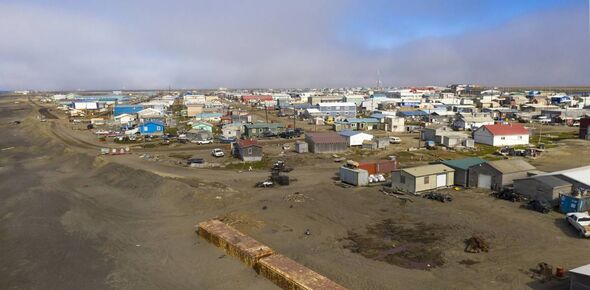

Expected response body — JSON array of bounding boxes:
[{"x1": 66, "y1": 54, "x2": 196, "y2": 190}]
[
  {"x1": 459, "y1": 115, "x2": 494, "y2": 123},
  {"x1": 570, "y1": 264, "x2": 590, "y2": 276},
  {"x1": 318, "y1": 102, "x2": 356, "y2": 107},
  {"x1": 541, "y1": 165, "x2": 590, "y2": 187},
  {"x1": 528, "y1": 175, "x2": 572, "y2": 188},
  {"x1": 398, "y1": 110, "x2": 428, "y2": 117},
  {"x1": 441, "y1": 157, "x2": 486, "y2": 171},
  {"x1": 338, "y1": 130, "x2": 373, "y2": 138},
  {"x1": 480, "y1": 123, "x2": 529, "y2": 136},
  {"x1": 236, "y1": 139, "x2": 261, "y2": 148},
  {"x1": 402, "y1": 164, "x2": 454, "y2": 177},
  {"x1": 141, "y1": 120, "x2": 165, "y2": 126},
  {"x1": 244, "y1": 123, "x2": 284, "y2": 129},
  {"x1": 487, "y1": 159, "x2": 535, "y2": 174},
  {"x1": 343, "y1": 118, "x2": 380, "y2": 124},
  {"x1": 306, "y1": 132, "x2": 347, "y2": 144}
]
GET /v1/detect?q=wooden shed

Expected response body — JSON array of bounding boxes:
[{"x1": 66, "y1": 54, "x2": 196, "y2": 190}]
[
  {"x1": 391, "y1": 164, "x2": 455, "y2": 194},
  {"x1": 304, "y1": 132, "x2": 348, "y2": 154},
  {"x1": 468, "y1": 159, "x2": 536, "y2": 191}
]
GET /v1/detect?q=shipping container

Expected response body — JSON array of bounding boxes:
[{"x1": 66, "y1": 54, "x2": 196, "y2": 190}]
[
  {"x1": 559, "y1": 194, "x2": 590, "y2": 214},
  {"x1": 339, "y1": 167, "x2": 369, "y2": 186},
  {"x1": 358, "y1": 160, "x2": 398, "y2": 175}
]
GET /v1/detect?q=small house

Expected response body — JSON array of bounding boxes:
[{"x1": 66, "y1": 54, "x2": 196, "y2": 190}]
[
  {"x1": 338, "y1": 130, "x2": 374, "y2": 146},
  {"x1": 453, "y1": 114, "x2": 494, "y2": 130},
  {"x1": 391, "y1": 164, "x2": 455, "y2": 194},
  {"x1": 441, "y1": 157, "x2": 487, "y2": 187},
  {"x1": 243, "y1": 123, "x2": 285, "y2": 138},
  {"x1": 468, "y1": 159, "x2": 536, "y2": 190},
  {"x1": 191, "y1": 121, "x2": 214, "y2": 133},
  {"x1": 114, "y1": 113, "x2": 136, "y2": 125},
  {"x1": 234, "y1": 139, "x2": 263, "y2": 162},
  {"x1": 304, "y1": 132, "x2": 347, "y2": 153},
  {"x1": 139, "y1": 121, "x2": 165, "y2": 136},
  {"x1": 514, "y1": 175, "x2": 572, "y2": 204},
  {"x1": 222, "y1": 123, "x2": 243, "y2": 139},
  {"x1": 473, "y1": 123, "x2": 530, "y2": 147}
]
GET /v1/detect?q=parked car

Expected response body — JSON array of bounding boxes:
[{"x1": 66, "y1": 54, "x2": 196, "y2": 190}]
[
  {"x1": 566, "y1": 212, "x2": 590, "y2": 238},
  {"x1": 218, "y1": 136, "x2": 237, "y2": 143},
  {"x1": 211, "y1": 148, "x2": 225, "y2": 157},
  {"x1": 389, "y1": 136, "x2": 401, "y2": 144},
  {"x1": 262, "y1": 131, "x2": 278, "y2": 138},
  {"x1": 525, "y1": 200, "x2": 551, "y2": 214},
  {"x1": 192, "y1": 139, "x2": 213, "y2": 145},
  {"x1": 95, "y1": 130, "x2": 110, "y2": 135}
]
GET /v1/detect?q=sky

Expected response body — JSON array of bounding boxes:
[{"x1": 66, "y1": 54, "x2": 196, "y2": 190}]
[{"x1": 0, "y1": 0, "x2": 588, "y2": 90}]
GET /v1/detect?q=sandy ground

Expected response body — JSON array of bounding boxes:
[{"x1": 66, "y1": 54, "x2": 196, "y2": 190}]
[{"x1": 1, "y1": 95, "x2": 590, "y2": 289}]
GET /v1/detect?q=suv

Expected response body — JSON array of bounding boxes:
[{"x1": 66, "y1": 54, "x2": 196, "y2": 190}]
[
  {"x1": 211, "y1": 148, "x2": 225, "y2": 157},
  {"x1": 279, "y1": 130, "x2": 301, "y2": 139},
  {"x1": 262, "y1": 131, "x2": 278, "y2": 138}
]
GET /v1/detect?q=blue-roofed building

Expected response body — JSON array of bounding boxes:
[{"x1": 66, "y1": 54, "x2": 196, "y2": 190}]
[
  {"x1": 114, "y1": 105, "x2": 144, "y2": 116},
  {"x1": 139, "y1": 121, "x2": 165, "y2": 136},
  {"x1": 338, "y1": 130, "x2": 374, "y2": 146},
  {"x1": 397, "y1": 110, "x2": 429, "y2": 122}
]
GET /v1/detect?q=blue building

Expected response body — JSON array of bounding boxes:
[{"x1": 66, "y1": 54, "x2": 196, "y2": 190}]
[
  {"x1": 114, "y1": 104, "x2": 145, "y2": 116},
  {"x1": 550, "y1": 95, "x2": 572, "y2": 105},
  {"x1": 139, "y1": 121, "x2": 165, "y2": 135}
]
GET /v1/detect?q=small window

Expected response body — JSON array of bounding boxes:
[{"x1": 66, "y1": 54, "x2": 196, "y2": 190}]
[
  {"x1": 247, "y1": 148, "x2": 252, "y2": 155},
  {"x1": 501, "y1": 137, "x2": 506, "y2": 140},
  {"x1": 400, "y1": 175, "x2": 406, "y2": 184},
  {"x1": 424, "y1": 176, "x2": 430, "y2": 184},
  {"x1": 519, "y1": 136, "x2": 523, "y2": 139}
]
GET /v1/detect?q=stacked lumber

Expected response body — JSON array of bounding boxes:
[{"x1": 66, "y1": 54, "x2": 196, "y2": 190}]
[
  {"x1": 197, "y1": 219, "x2": 274, "y2": 267},
  {"x1": 257, "y1": 254, "x2": 347, "y2": 290}
]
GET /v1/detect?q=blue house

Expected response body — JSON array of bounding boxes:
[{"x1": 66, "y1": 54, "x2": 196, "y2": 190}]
[{"x1": 139, "y1": 121, "x2": 165, "y2": 135}]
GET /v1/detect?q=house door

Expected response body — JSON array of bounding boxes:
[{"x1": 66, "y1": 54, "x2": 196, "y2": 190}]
[
  {"x1": 478, "y1": 174, "x2": 492, "y2": 189},
  {"x1": 436, "y1": 174, "x2": 447, "y2": 187}
]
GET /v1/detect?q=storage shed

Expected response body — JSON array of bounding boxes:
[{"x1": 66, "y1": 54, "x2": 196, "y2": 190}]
[
  {"x1": 340, "y1": 166, "x2": 369, "y2": 186},
  {"x1": 569, "y1": 263, "x2": 590, "y2": 290},
  {"x1": 441, "y1": 157, "x2": 486, "y2": 187},
  {"x1": 304, "y1": 132, "x2": 347, "y2": 153},
  {"x1": 468, "y1": 159, "x2": 536, "y2": 191},
  {"x1": 391, "y1": 164, "x2": 455, "y2": 194},
  {"x1": 513, "y1": 175, "x2": 572, "y2": 204},
  {"x1": 339, "y1": 130, "x2": 374, "y2": 146},
  {"x1": 294, "y1": 141, "x2": 308, "y2": 153}
]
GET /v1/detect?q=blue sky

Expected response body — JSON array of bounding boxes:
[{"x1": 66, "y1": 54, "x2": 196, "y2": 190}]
[{"x1": 0, "y1": 0, "x2": 588, "y2": 90}]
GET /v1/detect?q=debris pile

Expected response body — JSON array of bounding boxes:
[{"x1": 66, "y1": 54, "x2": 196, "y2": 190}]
[
  {"x1": 284, "y1": 192, "x2": 312, "y2": 203},
  {"x1": 464, "y1": 236, "x2": 489, "y2": 253},
  {"x1": 422, "y1": 192, "x2": 453, "y2": 203}
]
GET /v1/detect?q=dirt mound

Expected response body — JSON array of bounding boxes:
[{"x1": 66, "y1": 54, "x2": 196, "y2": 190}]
[
  {"x1": 92, "y1": 163, "x2": 166, "y2": 198},
  {"x1": 342, "y1": 219, "x2": 446, "y2": 270}
]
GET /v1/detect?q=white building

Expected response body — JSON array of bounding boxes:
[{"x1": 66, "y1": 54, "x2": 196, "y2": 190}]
[
  {"x1": 114, "y1": 113, "x2": 136, "y2": 125},
  {"x1": 473, "y1": 124, "x2": 530, "y2": 147},
  {"x1": 339, "y1": 131, "x2": 374, "y2": 146}
]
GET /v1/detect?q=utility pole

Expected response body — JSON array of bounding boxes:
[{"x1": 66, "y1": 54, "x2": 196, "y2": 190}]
[{"x1": 265, "y1": 105, "x2": 269, "y2": 123}]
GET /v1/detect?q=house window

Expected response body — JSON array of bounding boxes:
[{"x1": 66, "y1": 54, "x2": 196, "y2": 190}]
[
  {"x1": 424, "y1": 176, "x2": 430, "y2": 184},
  {"x1": 400, "y1": 175, "x2": 406, "y2": 184},
  {"x1": 501, "y1": 137, "x2": 506, "y2": 140},
  {"x1": 518, "y1": 136, "x2": 523, "y2": 139},
  {"x1": 247, "y1": 148, "x2": 252, "y2": 155},
  {"x1": 143, "y1": 126, "x2": 148, "y2": 131}
]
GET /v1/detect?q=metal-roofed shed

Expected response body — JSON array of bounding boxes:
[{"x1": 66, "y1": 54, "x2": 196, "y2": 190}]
[
  {"x1": 441, "y1": 157, "x2": 487, "y2": 187},
  {"x1": 468, "y1": 159, "x2": 536, "y2": 190},
  {"x1": 514, "y1": 175, "x2": 572, "y2": 204}
]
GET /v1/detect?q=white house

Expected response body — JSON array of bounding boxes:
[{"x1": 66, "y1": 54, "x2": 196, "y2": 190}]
[
  {"x1": 338, "y1": 130, "x2": 374, "y2": 146},
  {"x1": 453, "y1": 114, "x2": 494, "y2": 130},
  {"x1": 137, "y1": 108, "x2": 165, "y2": 120},
  {"x1": 473, "y1": 123, "x2": 530, "y2": 147},
  {"x1": 114, "y1": 113, "x2": 136, "y2": 125}
]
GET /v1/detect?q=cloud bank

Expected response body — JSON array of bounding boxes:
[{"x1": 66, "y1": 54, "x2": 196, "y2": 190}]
[{"x1": 0, "y1": 0, "x2": 588, "y2": 90}]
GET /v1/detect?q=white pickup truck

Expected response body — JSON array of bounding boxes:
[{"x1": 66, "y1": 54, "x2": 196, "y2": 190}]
[{"x1": 566, "y1": 212, "x2": 590, "y2": 238}]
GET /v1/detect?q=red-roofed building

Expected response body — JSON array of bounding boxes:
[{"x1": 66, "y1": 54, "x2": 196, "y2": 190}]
[
  {"x1": 234, "y1": 139, "x2": 263, "y2": 161},
  {"x1": 241, "y1": 95, "x2": 273, "y2": 104},
  {"x1": 473, "y1": 123, "x2": 530, "y2": 147}
]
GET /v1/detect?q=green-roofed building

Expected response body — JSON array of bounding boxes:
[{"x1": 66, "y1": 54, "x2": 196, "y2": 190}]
[{"x1": 441, "y1": 157, "x2": 487, "y2": 187}]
